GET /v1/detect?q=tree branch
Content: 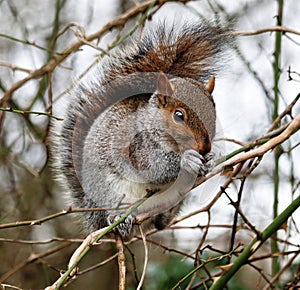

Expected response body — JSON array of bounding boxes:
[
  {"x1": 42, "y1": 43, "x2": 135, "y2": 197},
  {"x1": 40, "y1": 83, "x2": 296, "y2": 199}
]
[{"x1": 209, "y1": 194, "x2": 300, "y2": 289}]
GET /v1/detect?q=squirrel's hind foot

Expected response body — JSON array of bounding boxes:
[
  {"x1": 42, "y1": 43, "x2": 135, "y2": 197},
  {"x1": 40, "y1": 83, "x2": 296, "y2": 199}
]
[{"x1": 107, "y1": 214, "x2": 134, "y2": 237}]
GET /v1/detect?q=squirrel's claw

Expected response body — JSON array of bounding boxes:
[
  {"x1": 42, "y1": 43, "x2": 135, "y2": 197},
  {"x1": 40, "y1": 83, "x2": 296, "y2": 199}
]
[{"x1": 200, "y1": 152, "x2": 215, "y2": 176}]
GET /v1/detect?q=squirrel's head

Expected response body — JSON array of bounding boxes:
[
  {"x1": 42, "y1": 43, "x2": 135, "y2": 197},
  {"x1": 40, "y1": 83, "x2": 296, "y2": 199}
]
[{"x1": 154, "y1": 72, "x2": 216, "y2": 156}]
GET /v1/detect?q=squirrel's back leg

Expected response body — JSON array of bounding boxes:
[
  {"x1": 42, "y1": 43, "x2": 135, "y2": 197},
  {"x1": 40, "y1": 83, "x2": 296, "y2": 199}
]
[
  {"x1": 80, "y1": 196, "x2": 134, "y2": 237},
  {"x1": 153, "y1": 203, "x2": 182, "y2": 230}
]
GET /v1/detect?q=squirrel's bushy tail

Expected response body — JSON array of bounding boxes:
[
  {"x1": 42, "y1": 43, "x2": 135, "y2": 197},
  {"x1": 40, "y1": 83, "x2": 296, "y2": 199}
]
[{"x1": 105, "y1": 21, "x2": 231, "y2": 83}]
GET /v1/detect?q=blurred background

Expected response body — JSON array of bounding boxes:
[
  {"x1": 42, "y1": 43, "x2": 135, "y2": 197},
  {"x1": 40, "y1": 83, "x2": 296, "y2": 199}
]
[{"x1": 0, "y1": 0, "x2": 299, "y2": 289}]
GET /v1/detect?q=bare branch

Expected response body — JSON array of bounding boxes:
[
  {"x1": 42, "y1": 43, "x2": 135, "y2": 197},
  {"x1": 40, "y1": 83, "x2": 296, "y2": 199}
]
[
  {"x1": 233, "y1": 26, "x2": 300, "y2": 36},
  {"x1": 0, "y1": 107, "x2": 64, "y2": 121},
  {"x1": 0, "y1": 61, "x2": 33, "y2": 74},
  {"x1": 116, "y1": 234, "x2": 126, "y2": 290},
  {"x1": 201, "y1": 112, "x2": 300, "y2": 185}
]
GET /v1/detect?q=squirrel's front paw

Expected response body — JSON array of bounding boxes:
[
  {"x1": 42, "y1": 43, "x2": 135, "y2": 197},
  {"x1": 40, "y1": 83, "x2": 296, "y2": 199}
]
[
  {"x1": 180, "y1": 149, "x2": 203, "y2": 175},
  {"x1": 107, "y1": 214, "x2": 134, "y2": 237},
  {"x1": 181, "y1": 150, "x2": 215, "y2": 177}
]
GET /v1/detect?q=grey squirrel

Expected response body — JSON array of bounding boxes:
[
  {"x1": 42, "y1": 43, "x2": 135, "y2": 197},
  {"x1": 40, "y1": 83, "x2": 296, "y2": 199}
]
[{"x1": 51, "y1": 21, "x2": 230, "y2": 237}]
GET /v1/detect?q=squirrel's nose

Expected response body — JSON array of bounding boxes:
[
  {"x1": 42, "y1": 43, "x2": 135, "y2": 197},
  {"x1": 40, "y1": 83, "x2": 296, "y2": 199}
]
[{"x1": 197, "y1": 140, "x2": 211, "y2": 155}]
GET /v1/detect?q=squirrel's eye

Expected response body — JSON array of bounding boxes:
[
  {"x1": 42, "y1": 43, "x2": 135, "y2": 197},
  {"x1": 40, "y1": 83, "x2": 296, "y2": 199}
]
[{"x1": 174, "y1": 110, "x2": 185, "y2": 123}]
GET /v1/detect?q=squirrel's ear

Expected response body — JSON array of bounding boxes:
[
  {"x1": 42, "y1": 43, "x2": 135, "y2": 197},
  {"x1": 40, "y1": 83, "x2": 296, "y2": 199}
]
[
  {"x1": 205, "y1": 76, "x2": 215, "y2": 94},
  {"x1": 157, "y1": 72, "x2": 174, "y2": 97}
]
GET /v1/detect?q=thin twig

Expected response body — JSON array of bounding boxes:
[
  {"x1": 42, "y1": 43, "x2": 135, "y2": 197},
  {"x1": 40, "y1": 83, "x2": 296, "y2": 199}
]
[
  {"x1": 215, "y1": 137, "x2": 246, "y2": 147},
  {"x1": 116, "y1": 234, "x2": 126, "y2": 290},
  {"x1": 78, "y1": 253, "x2": 119, "y2": 275},
  {"x1": 0, "y1": 207, "x2": 127, "y2": 230},
  {"x1": 195, "y1": 211, "x2": 211, "y2": 263},
  {"x1": 0, "y1": 284, "x2": 23, "y2": 290},
  {"x1": 136, "y1": 226, "x2": 148, "y2": 290},
  {"x1": 0, "y1": 33, "x2": 61, "y2": 55},
  {"x1": 268, "y1": 93, "x2": 300, "y2": 132},
  {"x1": 108, "y1": 0, "x2": 158, "y2": 50},
  {"x1": 142, "y1": 237, "x2": 194, "y2": 259},
  {"x1": 0, "y1": 107, "x2": 63, "y2": 121},
  {"x1": 0, "y1": 61, "x2": 33, "y2": 74},
  {"x1": 233, "y1": 26, "x2": 300, "y2": 36},
  {"x1": 222, "y1": 187, "x2": 262, "y2": 240}
]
